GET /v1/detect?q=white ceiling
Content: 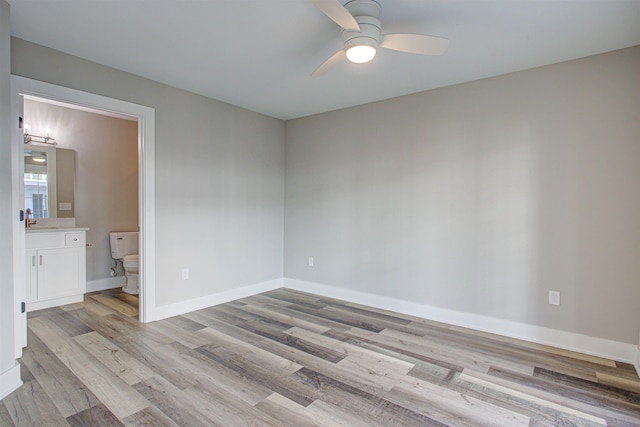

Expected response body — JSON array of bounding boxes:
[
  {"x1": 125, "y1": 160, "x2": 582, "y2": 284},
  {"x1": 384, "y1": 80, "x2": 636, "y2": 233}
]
[{"x1": 8, "y1": 0, "x2": 640, "y2": 120}]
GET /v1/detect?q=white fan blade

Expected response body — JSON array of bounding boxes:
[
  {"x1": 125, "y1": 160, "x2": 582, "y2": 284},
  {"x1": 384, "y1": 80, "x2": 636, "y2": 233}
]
[
  {"x1": 380, "y1": 34, "x2": 449, "y2": 55},
  {"x1": 312, "y1": 49, "x2": 346, "y2": 77},
  {"x1": 311, "y1": 0, "x2": 360, "y2": 31}
]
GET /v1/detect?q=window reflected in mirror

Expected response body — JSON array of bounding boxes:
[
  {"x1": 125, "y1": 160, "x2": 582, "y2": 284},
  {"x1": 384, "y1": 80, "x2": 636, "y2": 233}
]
[{"x1": 24, "y1": 149, "x2": 49, "y2": 218}]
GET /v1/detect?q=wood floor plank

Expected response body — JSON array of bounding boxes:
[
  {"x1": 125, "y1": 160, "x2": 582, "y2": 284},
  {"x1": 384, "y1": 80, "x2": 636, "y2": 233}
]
[
  {"x1": 0, "y1": 401, "x2": 15, "y2": 427},
  {"x1": 286, "y1": 303, "x2": 385, "y2": 332},
  {"x1": 120, "y1": 405, "x2": 180, "y2": 427},
  {"x1": 183, "y1": 310, "x2": 265, "y2": 347},
  {"x1": 324, "y1": 328, "x2": 463, "y2": 374},
  {"x1": 391, "y1": 379, "x2": 531, "y2": 427},
  {"x1": 293, "y1": 367, "x2": 444, "y2": 427},
  {"x1": 196, "y1": 305, "x2": 252, "y2": 325},
  {"x1": 133, "y1": 376, "x2": 226, "y2": 427},
  {"x1": 20, "y1": 329, "x2": 101, "y2": 418},
  {"x1": 445, "y1": 324, "x2": 618, "y2": 368},
  {"x1": 165, "y1": 314, "x2": 207, "y2": 332},
  {"x1": 345, "y1": 327, "x2": 492, "y2": 373},
  {"x1": 596, "y1": 371, "x2": 640, "y2": 393},
  {"x1": 28, "y1": 316, "x2": 151, "y2": 419},
  {"x1": 68, "y1": 309, "x2": 175, "y2": 353},
  {"x1": 65, "y1": 403, "x2": 124, "y2": 426},
  {"x1": 90, "y1": 293, "x2": 139, "y2": 317},
  {"x1": 239, "y1": 292, "x2": 294, "y2": 307},
  {"x1": 169, "y1": 341, "x2": 275, "y2": 406},
  {"x1": 457, "y1": 369, "x2": 607, "y2": 426},
  {"x1": 241, "y1": 298, "x2": 354, "y2": 331},
  {"x1": 392, "y1": 320, "x2": 605, "y2": 383},
  {"x1": 239, "y1": 303, "x2": 332, "y2": 334},
  {"x1": 196, "y1": 344, "x2": 316, "y2": 407},
  {"x1": 113, "y1": 292, "x2": 139, "y2": 309},
  {"x1": 43, "y1": 309, "x2": 94, "y2": 337},
  {"x1": 304, "y1": 399, "x2": 385, "y2": 427},
  {"x1": 4, "y1": 288, "x2": 639, "y2": 426},
  {"x1": 59, "y1": 302, "x2": 85, "y2": 312},
  {"x1": 254, "y1": 393, "x2": 322, "y2": 427},
  {"x1": 181, "y1": 376, "x2": 285, "y2": 426},
  {"x1": 74, "y1": 331, "x2": 156, "y2": 386},
  {"x1": 265, "y1": 288, "x2": 328, "y2": 309},
  {"x1": 2, "y1": 377, "x2": 69, "y2": 427},
  {"x1": 286, "y1": 326, "x2": 415, "y2": 375},
  {"x1": 237, "y1": 319, "x2": 348, "y2": 363},
  {"x1": 534, "y1": 367, "x2": 640, "y2": 414},
  {"x1": 83, "y1": 295, "x2": 120, "y2": 316},
  {"x1": 197, "y1": 326, "x2": 305, "y2": 375},
  {"x1": 484, "y1": 366, "x2": 640, "y2": 425},
  {"x1": 379, "y1": 327, "x2": 533, "y2": 375},
  {"x1": 146, "y1": 317, "x2": 215, "y2": 349}
]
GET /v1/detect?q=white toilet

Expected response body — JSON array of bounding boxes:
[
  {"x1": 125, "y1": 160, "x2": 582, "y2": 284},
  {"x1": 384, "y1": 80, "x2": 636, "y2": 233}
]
[{"x1": 109, "y1": 231, "x2": 140, "y2": 295}]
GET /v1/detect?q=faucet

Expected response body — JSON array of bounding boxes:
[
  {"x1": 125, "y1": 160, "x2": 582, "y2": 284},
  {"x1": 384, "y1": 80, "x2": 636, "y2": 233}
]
[{"x1": 25, "y1": 208, "x2": 36, "y2": 228}]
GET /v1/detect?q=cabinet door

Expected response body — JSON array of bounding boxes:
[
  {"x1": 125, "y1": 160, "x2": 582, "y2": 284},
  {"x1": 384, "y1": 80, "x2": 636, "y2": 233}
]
[
  {"x1": 25, "y1": 249, "x2": 38, "y2": 303},
  {"x1": 37, "y1": 247, "x2": 83, "y2": 301}
]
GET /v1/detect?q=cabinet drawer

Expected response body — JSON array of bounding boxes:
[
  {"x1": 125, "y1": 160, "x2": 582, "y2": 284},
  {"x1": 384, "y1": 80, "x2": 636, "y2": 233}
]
[
  {"x1": 26, "y1": 232, "x2": 64, "y2": 249},
  {"x1": 65, "y1": 232, "x2": 85, "y2": 247}
]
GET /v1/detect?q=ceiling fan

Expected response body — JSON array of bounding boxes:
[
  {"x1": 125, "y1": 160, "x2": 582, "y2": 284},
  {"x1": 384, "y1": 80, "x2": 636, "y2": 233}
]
[{"x1": 311, "y1": 0, "x2": 449, "y2": 77}]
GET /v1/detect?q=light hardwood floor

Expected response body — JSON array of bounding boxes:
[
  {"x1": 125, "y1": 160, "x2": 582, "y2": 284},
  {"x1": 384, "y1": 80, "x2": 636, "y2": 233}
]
[{"x1": 2, "y1": 288, "x2": 639, "y2": 426}]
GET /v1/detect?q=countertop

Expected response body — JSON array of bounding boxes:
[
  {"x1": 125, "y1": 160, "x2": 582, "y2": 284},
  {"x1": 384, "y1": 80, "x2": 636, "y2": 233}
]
[{"x1": 26, "y1": 227, "x2": 90, "y2": 233}]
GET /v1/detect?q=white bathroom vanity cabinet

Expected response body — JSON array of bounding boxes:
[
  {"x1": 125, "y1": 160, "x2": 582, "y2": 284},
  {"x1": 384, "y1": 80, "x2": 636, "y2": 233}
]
[{"x1": 25, "y1": 228, "x2": 89, "y2": 311}]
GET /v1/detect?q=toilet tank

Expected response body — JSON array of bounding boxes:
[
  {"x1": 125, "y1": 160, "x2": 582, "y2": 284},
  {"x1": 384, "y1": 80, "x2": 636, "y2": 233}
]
[{"x1": 110, "y1": 231, "x2": 139, "y2": 259}]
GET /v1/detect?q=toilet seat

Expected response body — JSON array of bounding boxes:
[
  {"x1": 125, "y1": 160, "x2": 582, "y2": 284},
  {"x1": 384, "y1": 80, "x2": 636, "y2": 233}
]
[{"x1": 123, "y1": 254, "x2": 139, "y2": 269}]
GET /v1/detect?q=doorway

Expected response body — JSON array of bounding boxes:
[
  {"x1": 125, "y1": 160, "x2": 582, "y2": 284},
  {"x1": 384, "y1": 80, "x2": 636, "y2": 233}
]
[{"x1": 11, "y1": 76, "x2": 156, "y2": 357}]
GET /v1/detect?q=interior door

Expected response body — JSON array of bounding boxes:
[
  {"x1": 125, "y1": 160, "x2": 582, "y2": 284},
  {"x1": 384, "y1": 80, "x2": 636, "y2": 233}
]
[{"x1": 13, "y1": 91, "x2": 27, "y2": 356}]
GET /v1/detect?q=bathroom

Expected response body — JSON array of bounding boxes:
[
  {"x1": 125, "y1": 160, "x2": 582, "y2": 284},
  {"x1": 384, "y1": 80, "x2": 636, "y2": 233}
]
[{"x1": 24, "y1": 97, "x2": 140, "y2": 314}]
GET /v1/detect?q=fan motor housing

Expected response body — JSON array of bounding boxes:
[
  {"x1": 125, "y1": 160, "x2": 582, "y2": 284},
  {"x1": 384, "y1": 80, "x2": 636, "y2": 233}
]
[
  {"x1": 344, "y1": 0, "x2": 381, "y2": 18},
  {"x1": 341, "y1": 13, "x2": 382, "y2": 50}
]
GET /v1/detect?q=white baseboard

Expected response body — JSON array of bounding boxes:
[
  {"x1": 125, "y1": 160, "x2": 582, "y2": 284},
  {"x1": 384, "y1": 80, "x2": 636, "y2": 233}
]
[
  {"x1": 284, "y1": 278, "x2": 637, "y2": 364},
  {"x1": 152, "y1": 278, "x2": 284, "y2": 321},
  {"x1": 0, "y1": 362, "x2": 22, "y2": 401},
  {"x1": 87, "y1": 277, "x2": 126, "y2": 293},
  {"x1": 635, "y1": 347, "x2": 640, "y2": 377},
  {"x1": 27, "y1": 294, "x2": 84, "y2": 312}
]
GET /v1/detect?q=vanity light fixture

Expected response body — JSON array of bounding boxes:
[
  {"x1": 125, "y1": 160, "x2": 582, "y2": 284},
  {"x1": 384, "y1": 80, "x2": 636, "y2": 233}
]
[
  {"x1": 24, "y1": 126, "x2": 57, "y2": 146},
  {"x1": 32, "y1": 157, "x2": 46, "y2": 163}
]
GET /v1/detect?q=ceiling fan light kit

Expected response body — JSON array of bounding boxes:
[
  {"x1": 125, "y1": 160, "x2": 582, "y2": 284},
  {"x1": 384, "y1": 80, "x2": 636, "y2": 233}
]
[
  {"x1": 343, "y1": 14, "x2": 381, "y2": 64},
  {"x1": 312, "y1": 0, "x2": 449, "y2": 76},
  {"x1": 346, "y1": 44, "x2": 377, "y2": 63}
]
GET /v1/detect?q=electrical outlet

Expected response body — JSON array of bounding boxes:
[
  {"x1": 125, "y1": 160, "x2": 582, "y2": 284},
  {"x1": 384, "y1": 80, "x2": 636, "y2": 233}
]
[
  {"x1": 182, "y1": 268, "x2": 189, "y2": 280},
  {"x1": 308, "y1": 257, "x2": 314, "y2": 267},
  {"x1": 549, "y1": 290, "x2": 560, "y2": 306}
]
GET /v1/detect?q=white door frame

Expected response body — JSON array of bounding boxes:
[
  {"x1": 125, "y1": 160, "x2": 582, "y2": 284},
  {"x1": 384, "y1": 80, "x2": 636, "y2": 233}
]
[{"x1": 11, "y1": 75, "x2": 156, "y2": 356}]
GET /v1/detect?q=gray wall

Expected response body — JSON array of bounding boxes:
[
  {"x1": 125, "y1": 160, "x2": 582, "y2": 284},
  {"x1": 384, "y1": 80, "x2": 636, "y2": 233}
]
[
  {"x1": 55, "y1": 148, "x2": 76, "y2": 218},
  {"x1": 0, "y1": 0, "x2": 16, "y2": 379},
  {"x1": 24, "y1": 99, "x2": 139, "y2": 282},
  {"x1": 12, "y1": 38, "x2": 285, "y2": 307},
  {"x1": 285, "y1": 47, "x2": 640, "y2": 345}
]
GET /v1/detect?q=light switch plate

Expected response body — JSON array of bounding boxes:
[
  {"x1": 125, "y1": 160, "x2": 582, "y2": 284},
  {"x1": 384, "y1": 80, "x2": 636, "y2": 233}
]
[{"x1": 549, "y1": 290, "x2": 560, "y2": 306}]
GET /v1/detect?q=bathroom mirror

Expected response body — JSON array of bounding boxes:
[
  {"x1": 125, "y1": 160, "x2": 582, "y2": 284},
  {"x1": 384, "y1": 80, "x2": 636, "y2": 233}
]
[{"x1": 24, "y1": 146, "x2": 76, "y2": 219}]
